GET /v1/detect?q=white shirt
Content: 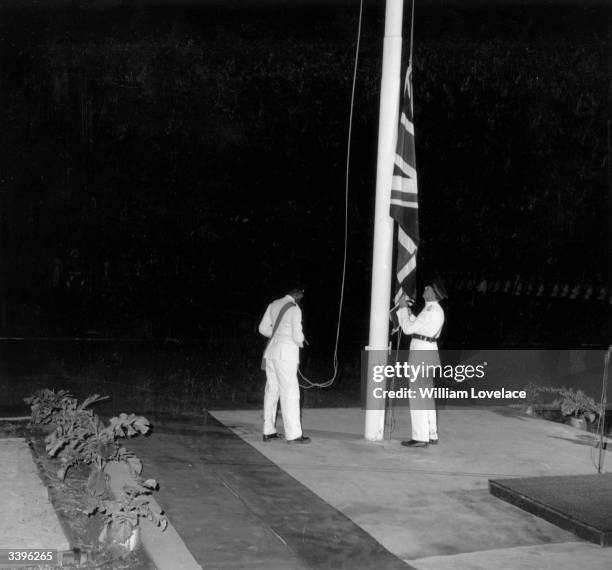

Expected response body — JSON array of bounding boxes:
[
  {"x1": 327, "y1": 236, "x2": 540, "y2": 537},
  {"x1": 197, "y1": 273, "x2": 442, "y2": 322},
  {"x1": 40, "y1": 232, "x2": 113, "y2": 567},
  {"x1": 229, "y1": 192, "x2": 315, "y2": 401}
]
[
  {"x1": 397, "y1": 301, "x2": 445, "y2": 350},
  {"x1": 258, "y1": 295, "x2": 304, "y2": 362}
]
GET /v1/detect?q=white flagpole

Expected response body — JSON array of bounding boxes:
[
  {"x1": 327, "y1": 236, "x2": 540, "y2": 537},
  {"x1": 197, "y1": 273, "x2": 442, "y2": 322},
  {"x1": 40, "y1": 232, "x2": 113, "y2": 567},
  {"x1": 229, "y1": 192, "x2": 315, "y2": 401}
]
[{"x1": 364, "y1": 0, "x2": 404, "y2": 440}]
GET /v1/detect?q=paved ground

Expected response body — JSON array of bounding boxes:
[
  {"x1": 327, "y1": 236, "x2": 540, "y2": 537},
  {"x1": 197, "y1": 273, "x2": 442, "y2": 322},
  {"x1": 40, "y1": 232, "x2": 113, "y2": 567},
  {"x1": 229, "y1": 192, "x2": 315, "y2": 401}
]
[
  {"x1": 0, "y1": 437, "x2": 70, "y2": 551},
  {"x1": 127, "y1": 415, "x2": 410, "y2": 569},
  {"x1": 3, "y1": 405, "x2": 611, "y2": 569},
  {"x1": 210, "y1": 406, "x2": 612, "y2": 569}
]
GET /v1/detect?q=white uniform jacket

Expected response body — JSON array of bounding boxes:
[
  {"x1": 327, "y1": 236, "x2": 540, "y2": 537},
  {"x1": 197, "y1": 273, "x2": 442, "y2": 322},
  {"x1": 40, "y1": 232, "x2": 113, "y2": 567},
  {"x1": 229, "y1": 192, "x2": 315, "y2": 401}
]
[
  {"x1": 397, "y1": 301, "x2": 444, "y2": 350},
  {"x1": 258, "y1": 295, "x2": 304, "y2": 363}
]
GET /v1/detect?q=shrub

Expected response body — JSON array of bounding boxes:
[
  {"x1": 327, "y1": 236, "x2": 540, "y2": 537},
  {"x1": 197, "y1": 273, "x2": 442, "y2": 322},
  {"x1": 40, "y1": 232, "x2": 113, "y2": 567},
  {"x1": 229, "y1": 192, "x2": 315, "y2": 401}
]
[
  {"x1": 24, "y1": 388, "x2": 74, "y2": 425},
  {"x1": 87, "y1": 478, "x2": 168, "y2": 546},
  {"x1": 25, "y1": 389, "x2": 167, "y2": 549},
  {"x1": 540, "y1": 386, "x2": 599, "y2": 421}
]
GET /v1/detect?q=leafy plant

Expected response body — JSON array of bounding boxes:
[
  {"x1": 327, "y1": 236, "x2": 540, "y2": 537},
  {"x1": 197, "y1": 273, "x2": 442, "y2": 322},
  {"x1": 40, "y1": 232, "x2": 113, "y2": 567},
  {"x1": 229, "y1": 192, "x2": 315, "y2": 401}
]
[
  {"x1": 46, "y1": 393, "x2": 106, "y2": 440},
  {"x1": 47, "y1": 408, "x2": 150, "y2": 484},
  {"x1": 27, "y1": 388, "x2": 166, "y2": 550},
  {"x1": 540, "y1": 386, "x2": 599, "y2": 421},
  {"x1": 26, "y1": 389, "x2": 149, "y2": 484},
  {"x1": 86, "y1": 478, "x2": 168, "y2": 545},
  {"x1": 43, "y1": 393, "x2": 110, "y2": 480},
  {"x1": 24, "y1": 388, "x2": 74, "y2": 425}
]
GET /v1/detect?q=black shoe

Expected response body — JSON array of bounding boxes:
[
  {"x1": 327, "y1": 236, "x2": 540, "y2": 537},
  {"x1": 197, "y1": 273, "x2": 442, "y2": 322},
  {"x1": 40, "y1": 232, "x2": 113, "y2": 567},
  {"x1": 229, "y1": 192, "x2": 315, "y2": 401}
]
[
  {"x1": 429, "y1": 439, "x2": 439, "y2": 445},
  {"x1": 287, "y1": 435, "x2": 311, "y2": 444},
  {"x1": 263, "y1": 433, "x2": 281, "y2": 442},
  {"x1": 401, "y1": 439, "x2": 429, "y2": 448}
]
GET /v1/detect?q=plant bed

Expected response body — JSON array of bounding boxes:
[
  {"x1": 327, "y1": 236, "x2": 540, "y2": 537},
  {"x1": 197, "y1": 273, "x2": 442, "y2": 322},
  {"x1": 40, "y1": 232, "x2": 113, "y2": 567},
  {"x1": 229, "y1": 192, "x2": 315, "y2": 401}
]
[
  {"x1": 528, "y1": 406, "x2": 601, "y2": 431},
  {"x1": 20, "y1": 387, "x2": 165, "y2": 569},
  {"x1": 537, "y1": 407, "x2": 567, "y2": 424},
  {"x1": 27, "y1": 426, "x2": 157, "y2": 569},
  {"x1": 518, "y1": 383, "x2": 604, "y2": 432}
]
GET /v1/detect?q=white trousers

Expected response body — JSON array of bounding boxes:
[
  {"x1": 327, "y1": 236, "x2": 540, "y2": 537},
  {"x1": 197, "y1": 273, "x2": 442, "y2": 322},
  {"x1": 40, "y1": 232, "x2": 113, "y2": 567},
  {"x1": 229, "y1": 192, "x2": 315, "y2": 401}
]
[
  {"x1": 408, "y1": 340, "x2": 439, "y2": 443},
  {"x1": 410, "y1": 408, "x2": 438, "y2": 442},
  {"x1": 263, "y1": 359, "x2": 302, "y2": 440}
]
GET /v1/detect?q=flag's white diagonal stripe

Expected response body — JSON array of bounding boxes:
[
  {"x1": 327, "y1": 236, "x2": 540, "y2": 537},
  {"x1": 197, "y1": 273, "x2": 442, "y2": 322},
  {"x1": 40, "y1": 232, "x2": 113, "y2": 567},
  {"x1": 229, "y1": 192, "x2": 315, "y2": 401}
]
[
  {"x1": 398, "y1": 229, "x2": 417, "y2": 254},
  {"x1": 400, "y1": 113, "x2": 414, "y2": 135},
  {"x1": 389, "y1": 59, "x2": 419, "y2": 303},
  {"x1": 394, "y1": 155, "x2": 417, "y2": 180},
  {"x1": 397, "y1": 256, "x2": 417, "y2": 284}
]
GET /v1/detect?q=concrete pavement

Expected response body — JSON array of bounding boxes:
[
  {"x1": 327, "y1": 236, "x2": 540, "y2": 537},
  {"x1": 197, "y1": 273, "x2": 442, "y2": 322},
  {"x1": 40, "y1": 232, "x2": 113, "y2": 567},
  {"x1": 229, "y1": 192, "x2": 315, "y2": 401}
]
[
  {"x1": 0, "y1": 438, "x2": 70, "y2": 552},
  {"x1": 3, "y1": 405, "x2": 610, "y2": 569},
  {"x1": 126, "y1": 416, "x2": 410, "y2": 569},
  {"x1": 210, "y1": 406, "x2": 612, "y2": 569}
]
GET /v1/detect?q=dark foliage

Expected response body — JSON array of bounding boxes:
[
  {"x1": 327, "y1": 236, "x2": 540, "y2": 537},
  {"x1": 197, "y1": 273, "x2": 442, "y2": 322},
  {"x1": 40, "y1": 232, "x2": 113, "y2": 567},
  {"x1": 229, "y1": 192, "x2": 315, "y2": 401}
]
[{"x1": 0, "y1": 1, "x2": 608, "y2": 338}]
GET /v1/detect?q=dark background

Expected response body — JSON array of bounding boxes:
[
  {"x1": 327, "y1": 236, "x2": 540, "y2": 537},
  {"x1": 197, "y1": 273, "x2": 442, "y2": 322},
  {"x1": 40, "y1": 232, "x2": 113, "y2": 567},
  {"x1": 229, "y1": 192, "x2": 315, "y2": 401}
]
[{"x1": 0, "y1": 0, "x2": 610, "y2": 360}]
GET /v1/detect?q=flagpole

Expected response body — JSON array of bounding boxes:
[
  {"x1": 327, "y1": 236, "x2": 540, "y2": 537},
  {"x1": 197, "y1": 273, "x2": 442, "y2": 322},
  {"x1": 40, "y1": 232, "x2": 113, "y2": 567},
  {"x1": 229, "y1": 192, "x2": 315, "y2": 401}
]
[{"x1": 364, "y1": 0, "x2": 404, "y2": 441}]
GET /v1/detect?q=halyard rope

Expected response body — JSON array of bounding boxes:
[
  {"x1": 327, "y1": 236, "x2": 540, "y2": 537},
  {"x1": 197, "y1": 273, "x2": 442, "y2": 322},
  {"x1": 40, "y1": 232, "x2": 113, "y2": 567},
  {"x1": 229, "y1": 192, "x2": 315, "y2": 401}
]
[{"x1": 298, "y1": 0, "x2": 365, "y2": 389}]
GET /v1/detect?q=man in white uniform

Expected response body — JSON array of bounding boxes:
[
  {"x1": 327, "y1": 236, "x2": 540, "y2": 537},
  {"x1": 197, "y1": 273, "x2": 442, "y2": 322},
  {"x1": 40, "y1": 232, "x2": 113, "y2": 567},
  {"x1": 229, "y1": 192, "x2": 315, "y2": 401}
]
[
  {"x1": 397, "y1": 279, "x2": 447, "y2": 448},
  {"x1": 258, "y1": 285, "x2": 311, "y2": 444}
]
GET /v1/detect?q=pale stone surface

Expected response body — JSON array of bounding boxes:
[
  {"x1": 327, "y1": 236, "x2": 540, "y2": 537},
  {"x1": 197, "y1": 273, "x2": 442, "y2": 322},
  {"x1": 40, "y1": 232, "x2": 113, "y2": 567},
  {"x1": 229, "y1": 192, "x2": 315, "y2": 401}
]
[
  {"x1": 0, "y1": 438, "x2": 70, "y2": 550},
  {"x1": 211, "y1": 407, "x2": 612, "y2": 568},
  {"x1": 409, "y1": 542, "x2": 612, "y2": 570}
]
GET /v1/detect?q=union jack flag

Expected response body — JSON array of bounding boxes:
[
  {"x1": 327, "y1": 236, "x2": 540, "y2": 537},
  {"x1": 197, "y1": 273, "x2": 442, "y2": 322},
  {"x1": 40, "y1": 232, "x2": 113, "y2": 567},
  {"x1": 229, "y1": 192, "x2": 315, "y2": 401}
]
[{"x1": 390, "y1": 61, "x2": 419, "y2": 305}]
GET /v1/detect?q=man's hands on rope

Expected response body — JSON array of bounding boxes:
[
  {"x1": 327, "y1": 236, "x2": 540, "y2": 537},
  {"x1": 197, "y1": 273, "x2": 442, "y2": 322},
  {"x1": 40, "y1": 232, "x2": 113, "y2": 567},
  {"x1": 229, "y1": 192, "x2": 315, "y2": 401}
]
[{"x1": 398, "y1": 292, "x2": 414, "y2": 314}]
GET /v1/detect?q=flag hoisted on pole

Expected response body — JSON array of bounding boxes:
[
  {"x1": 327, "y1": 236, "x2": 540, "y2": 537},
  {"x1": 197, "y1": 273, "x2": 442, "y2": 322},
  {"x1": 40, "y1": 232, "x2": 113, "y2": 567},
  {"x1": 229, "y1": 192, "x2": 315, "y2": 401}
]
[{"x1": 389, "y1": 15, "x2": 419, "y2": 305}]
